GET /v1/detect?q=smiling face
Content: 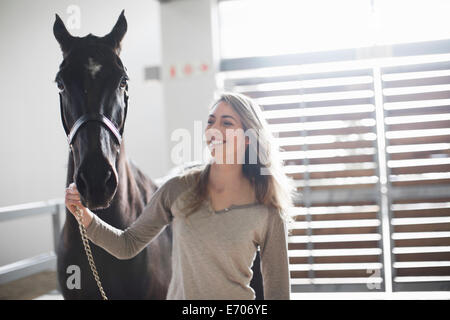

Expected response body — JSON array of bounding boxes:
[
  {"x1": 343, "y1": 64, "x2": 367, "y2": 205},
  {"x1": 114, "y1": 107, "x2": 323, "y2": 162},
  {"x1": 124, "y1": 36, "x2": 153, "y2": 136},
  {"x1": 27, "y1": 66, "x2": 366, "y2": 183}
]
[{"x1": 205, "y1": 101, "x2": 249, "y2": 165}]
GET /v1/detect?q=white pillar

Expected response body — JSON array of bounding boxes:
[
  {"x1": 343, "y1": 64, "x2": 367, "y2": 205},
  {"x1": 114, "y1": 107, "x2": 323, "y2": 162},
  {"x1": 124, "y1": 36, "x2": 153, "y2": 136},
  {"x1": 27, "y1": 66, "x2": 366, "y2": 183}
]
[{"x1": 160, "y1": 0, "x2": 221, "y2": 167}]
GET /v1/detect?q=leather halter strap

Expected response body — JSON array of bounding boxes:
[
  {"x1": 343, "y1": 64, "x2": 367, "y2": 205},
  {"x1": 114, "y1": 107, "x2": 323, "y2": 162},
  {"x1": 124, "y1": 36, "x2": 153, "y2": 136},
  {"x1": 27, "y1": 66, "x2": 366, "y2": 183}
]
[
  {"x1": 67, "y1": 113, "x2": 122, "y2": 146},
  {"x1": 59, "y1": 88, "x2": 128, "y2": 146}
]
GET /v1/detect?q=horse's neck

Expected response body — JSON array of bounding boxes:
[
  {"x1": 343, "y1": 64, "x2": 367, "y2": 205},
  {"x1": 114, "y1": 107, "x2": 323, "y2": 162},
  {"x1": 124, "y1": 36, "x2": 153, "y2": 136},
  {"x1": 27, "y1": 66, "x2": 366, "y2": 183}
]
[
  {"x1": 65, "y1": 142, "x2": 154, "y2": 229},
  {"x1": 113, "y1": 146, "x2": 155, "y2": 225}
]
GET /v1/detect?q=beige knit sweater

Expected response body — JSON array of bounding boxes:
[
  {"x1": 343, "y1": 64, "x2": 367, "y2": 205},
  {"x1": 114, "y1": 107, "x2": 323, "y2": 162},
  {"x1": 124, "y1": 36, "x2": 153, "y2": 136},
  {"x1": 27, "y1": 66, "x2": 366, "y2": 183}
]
[{"x1": 85, "y1": 174, "x2": 291, "y2": 300}]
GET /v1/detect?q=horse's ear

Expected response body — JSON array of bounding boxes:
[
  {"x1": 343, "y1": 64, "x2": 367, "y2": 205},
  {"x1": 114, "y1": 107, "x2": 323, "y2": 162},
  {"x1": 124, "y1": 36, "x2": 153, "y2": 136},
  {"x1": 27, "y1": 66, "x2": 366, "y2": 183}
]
[
  {"x1": 103, "y1": 10, "x2": 127, "y2": 55},
  {"x1": 53, "y1": 14, "x2": 74, "y2": 54}
]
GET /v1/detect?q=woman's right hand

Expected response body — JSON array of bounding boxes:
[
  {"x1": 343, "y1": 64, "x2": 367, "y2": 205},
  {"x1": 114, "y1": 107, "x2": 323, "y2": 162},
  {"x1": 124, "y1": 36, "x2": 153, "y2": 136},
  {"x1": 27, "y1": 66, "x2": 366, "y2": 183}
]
[{"x1": 65, "y1": 183, "x2": 93, "y2": 228}]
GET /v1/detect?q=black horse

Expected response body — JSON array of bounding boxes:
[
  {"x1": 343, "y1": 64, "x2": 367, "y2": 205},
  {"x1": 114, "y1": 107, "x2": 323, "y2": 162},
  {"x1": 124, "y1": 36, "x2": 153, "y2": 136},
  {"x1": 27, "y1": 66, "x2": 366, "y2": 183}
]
[{"x1": 54, "y1": 10, "x2": 263, "y2": 300}]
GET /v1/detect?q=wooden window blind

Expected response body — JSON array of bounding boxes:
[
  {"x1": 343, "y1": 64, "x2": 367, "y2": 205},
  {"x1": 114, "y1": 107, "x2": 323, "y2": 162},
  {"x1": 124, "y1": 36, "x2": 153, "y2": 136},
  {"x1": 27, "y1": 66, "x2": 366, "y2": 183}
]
[
  {"x1": 219, "y1": 39, "x2": 450, "y2": 293},
  {"x1": 383, "y1": 56, "x2": 450, "y2": 292}
]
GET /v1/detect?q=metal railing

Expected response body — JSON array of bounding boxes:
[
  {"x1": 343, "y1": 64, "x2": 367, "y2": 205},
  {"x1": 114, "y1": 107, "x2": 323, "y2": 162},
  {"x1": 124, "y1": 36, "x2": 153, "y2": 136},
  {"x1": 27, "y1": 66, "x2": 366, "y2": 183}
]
[{"x1": 0, "y1": 199, "x2": 64, "y2": 285}]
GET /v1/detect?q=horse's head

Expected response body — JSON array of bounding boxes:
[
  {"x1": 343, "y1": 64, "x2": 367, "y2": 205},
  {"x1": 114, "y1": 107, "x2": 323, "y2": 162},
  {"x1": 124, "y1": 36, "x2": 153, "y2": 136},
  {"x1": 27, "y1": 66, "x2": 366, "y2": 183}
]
[{"x1": 54, "y1": 11, "x2": 128, "y2": 210}]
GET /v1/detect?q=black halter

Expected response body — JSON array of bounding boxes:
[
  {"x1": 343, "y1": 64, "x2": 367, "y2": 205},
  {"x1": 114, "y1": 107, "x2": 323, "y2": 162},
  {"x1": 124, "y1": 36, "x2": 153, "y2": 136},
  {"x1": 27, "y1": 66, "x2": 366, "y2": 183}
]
[{"x1": 59, "y1": 87, "x2": 129, "y2": 147}]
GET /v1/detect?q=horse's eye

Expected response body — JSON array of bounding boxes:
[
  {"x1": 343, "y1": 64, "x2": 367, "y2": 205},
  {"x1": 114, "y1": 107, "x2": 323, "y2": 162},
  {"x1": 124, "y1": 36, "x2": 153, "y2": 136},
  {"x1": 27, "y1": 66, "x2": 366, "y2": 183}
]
[
  {"x1": 119, "y1": 79, "x2": 127, "y2": 90},
  {"x1": 57, "y1": 81, "x2": 65, "y2": 91}
]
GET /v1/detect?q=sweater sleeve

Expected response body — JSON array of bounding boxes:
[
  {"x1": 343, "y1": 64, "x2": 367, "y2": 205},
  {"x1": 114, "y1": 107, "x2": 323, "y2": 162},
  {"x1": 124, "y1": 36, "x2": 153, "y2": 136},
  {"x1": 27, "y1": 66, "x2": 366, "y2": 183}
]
[
  {"x1": 259, "y1": 209, "x2": 291, "y2": 300},
  {"x1": 85, "y1": 176, "x2": 179, "y2": 260}
]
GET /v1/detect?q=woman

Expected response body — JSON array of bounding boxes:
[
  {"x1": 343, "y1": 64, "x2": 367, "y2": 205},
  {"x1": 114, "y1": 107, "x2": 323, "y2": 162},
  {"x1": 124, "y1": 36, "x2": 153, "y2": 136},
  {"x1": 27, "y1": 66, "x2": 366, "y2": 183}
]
[{"x1": 65, "y1": 92, "x2": 295, "y2": 300}]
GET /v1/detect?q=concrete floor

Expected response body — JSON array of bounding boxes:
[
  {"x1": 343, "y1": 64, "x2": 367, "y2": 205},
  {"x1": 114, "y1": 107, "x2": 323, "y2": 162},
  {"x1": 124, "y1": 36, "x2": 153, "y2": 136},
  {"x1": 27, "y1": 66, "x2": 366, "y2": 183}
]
[{"x1": 0, "y1": 271, "x2": 63, "y2": 300}]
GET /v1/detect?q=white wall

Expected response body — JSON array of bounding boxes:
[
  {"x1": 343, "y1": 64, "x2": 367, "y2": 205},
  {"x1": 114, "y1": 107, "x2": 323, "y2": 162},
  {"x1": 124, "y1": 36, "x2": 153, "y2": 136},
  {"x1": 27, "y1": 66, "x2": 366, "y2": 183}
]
[{"x1": 0, "y1": 0, "x2": 166, "y2": 266}]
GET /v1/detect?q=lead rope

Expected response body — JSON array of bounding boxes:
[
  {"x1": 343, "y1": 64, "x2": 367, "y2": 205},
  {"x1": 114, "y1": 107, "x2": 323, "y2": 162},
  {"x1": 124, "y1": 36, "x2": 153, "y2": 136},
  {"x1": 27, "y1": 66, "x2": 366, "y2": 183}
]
[{"x1": 75, "y1": 206, "x2": 108, "y2": 300}]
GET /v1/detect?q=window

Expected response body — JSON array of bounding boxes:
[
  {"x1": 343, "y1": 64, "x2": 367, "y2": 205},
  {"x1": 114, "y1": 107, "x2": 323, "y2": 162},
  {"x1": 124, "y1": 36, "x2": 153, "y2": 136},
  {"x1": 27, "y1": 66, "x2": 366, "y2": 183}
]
[
  {"x1": 219, "y1": 0, "x2": 450, "y2": 59},
  {"x1": 218, "y1": 0, "x2": 450, "y2": 295}
]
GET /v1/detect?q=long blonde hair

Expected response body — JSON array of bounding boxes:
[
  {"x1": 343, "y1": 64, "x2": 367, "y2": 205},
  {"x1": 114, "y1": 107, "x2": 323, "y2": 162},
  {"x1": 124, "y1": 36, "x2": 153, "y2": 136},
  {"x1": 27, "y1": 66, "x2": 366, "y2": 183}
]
[{"x1": 181, "y1": 92, "x2": 296, "y2": 226}]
